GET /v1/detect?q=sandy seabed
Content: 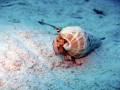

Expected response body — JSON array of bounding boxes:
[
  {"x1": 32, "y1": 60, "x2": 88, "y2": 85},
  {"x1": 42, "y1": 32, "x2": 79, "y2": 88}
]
[{"x1": 0, "y1": 0, "x2": 120, "y2": 90}]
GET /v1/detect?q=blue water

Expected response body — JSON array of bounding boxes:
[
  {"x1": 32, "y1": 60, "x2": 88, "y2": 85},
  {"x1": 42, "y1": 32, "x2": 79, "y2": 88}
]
[{"x1": 0, "y1": 0, "x2": 120, "y2": 90}]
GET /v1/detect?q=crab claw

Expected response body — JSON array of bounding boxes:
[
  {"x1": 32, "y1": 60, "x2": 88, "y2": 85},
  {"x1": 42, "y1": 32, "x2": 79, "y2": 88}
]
[{"x1": 53, "y1": 39, "x2": 59, "y2": 54}]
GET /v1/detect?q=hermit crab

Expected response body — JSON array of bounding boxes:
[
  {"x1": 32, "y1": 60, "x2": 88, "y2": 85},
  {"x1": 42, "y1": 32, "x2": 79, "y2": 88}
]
[{"x1": 38, "y1": 21, "x2": 105, "y2": 60}]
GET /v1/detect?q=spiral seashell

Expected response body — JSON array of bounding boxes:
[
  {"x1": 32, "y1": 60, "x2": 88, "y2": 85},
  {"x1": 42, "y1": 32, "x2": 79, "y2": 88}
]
[{"x1": 53, "y1": 26, "x2": 102, "y2": 60}]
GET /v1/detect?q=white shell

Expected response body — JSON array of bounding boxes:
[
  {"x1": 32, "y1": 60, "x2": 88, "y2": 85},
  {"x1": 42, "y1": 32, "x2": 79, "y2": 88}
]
[{"x1": 59, "y1": 26, "x2": 101, "y2": 58}]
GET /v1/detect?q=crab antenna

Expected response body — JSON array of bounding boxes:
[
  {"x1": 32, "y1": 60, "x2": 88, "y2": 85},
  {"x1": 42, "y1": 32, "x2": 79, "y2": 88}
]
[
  {"x1": 38, "y1": 21, "x2": 61, "y2": 34},
  {"x1": 38, "y1": 21, "x2": 56, "y2": 28}
]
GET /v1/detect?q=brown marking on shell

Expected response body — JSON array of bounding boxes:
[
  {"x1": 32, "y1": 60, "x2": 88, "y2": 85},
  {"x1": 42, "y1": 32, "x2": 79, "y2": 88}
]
[
  {"x1": 67, "y1": 34, "x2": 73, "y2": 40},
  {"x1": 78, "y1": 47, "x2": 85, "y2": 52},
  {"x1": 60, "y1": 31, "x2": 85, "y2": 58},
  {"x1": 61, "y1": 34, "x2": 74, "y2": 41},
  {"x1": 71, "y1": 40, "x2": 78, "y2": 49},
  {"x1": 72, "y1": 31, "x2": 77, "y2": 34},
  {"x1": 76, "y1": 32, "x2": 81, "y2": 38}
]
